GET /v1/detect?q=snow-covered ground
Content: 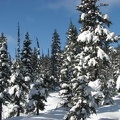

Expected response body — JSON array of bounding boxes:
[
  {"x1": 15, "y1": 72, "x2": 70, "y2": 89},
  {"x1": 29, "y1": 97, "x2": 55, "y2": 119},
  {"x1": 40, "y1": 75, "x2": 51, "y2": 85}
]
[
  {"x1": 87, "y1": 95, "x2": 120, "y2": 120},
  {"x1": 4, "y1": 92, "x2": 120, "y2": 120},
  {"x1": 4, "y1": 92, "x2": 67, "y2": 120}
]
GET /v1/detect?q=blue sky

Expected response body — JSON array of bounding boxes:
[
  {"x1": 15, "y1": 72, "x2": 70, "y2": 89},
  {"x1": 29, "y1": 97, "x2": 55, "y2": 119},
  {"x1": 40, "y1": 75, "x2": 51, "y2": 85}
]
[{"x1": 0, "y1": 0, "x2": 120, "y2": 58}]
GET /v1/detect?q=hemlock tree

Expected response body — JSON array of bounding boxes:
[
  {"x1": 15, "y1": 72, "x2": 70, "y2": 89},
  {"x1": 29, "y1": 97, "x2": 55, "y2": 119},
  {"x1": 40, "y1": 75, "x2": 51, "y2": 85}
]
[
  {"x1": 21, "y1": 32, "x2": 33, "y2": 88},
  {"x1": 0, "y1": 33, "x2": 11, "y2": 120},
  {"x1": 59, "y1": 21, "x2": 78, "y2": 108},
  {"x1": 64, "y1": 0, "x2": 118, "y2": 119},
  {"x1": 51, "y1": 29, "x2": 61, "y2": 88}
]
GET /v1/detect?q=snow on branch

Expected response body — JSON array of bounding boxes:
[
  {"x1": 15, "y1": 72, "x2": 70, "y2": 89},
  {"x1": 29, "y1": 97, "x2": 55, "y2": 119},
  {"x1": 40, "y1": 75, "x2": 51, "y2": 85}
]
[{"x1": 97, "y1": 46, "x2": 110, "y2": 61}]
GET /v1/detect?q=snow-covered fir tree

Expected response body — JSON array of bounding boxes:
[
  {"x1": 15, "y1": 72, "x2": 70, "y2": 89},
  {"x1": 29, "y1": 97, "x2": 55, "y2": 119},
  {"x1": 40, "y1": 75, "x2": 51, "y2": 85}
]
[
  {"x1": 31, "y1": 47, "x2": 38, "y2": 79},
  {"x1": 112, "y1": 45, "x2": 120, "y2": 86},
  {"x1": 21, "y1": 32, "x2": 33, "y2": 88},
  {"x1": 40, "y1": 49, "x2": 52, "y2": 90},
  {"x1": 9, "y1": 63, "x2": 28, "y2": 117},
  {"x1": 77, "y1": 0, "x2": 118, "y2": 106},
  {"x1": 107, "y1": 46, "x2": 118, "y2": 95},
  {"x1": 8, "y1": 25, "x2": 29, "y2": 117},
  {"x1": 109, "y1": 44, "x2": 120, "y2": 93},
  {"x1": 35, "y1": 37, "x2": 44, "y2": 83},
  {"x1": 64, "y1": 0, "x2": 118, "y2": 119},
  {"x1": 59, "y1": 21, "x2": 78, "y2": 108},
  {"x1": 26, "y1": 38, "x2": 48, "y2": 115},
  {"x1": 8, "y1": 53, "x2": 12, "y2": 68},
  {"x1": 35, "y1": 39, "x2": 51, "y2": 89},
  {"x1": 51, "y1": 29, "x2": 61, "y2": 88},
  {"x1": 0, "y1": 33, "x2": 11, "y2": 120},
  {"x1": 26, "y1": 79, "x2": 47, "y2": 115}
]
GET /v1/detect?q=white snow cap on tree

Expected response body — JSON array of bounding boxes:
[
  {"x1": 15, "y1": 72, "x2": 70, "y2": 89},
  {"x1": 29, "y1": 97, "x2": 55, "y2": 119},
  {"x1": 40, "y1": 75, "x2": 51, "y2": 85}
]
[
  {"x1": 97, "y1": 46, "x2": 110, "y2": 61},
  {"x1": 95, "y1": 25, "x2": 102, "y2": 35},
  {"x1": 67, "y1": 56, "x2": 71, "y2": 62},
  {"x1": 116, "y1": 75, "x2": 120, "y2": 90},
  {"x1": 25, "y1": 76, "x2": 31, "y2": 81},
  {"x1": 88, "y1": 58, "x2": 98, "y2": 67},
  {"x1": 77, "y1": 31, "x2": 93, "y2": 43},
  {"x1": 10, "y1": 74, "x2": 16, "y2": 83},
  {"x1": 95, "y1": 25, "x2": 115, "y2": 41},
  {"x1": 81, "y1": 13, "x2": 86, "y2": 21},
  {"x1": 77, "y1": 30, "x2": 100, "y2": 44},
  {"x1": 103, "y1": 14, "x2": 109, "y2": 20}
]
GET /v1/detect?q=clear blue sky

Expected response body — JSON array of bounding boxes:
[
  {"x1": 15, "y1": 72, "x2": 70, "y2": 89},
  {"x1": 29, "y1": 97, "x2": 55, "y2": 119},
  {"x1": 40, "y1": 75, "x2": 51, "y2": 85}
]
[{"x1": 0, "y1": 0, "x2": 120, "y2": 58}]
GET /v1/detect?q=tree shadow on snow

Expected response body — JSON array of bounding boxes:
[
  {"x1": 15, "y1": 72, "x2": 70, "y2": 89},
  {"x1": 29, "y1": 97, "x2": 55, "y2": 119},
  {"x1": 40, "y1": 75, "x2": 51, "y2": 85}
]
[
  {"x1": 37, "y1": 107, "x2": 67, "y2": 120},
  {"x1": 97, "y1": 99, "x2": 120, "y2": 114},
  {"x1": 99, "y1": 118, "x2": 119, "y2": 120}
]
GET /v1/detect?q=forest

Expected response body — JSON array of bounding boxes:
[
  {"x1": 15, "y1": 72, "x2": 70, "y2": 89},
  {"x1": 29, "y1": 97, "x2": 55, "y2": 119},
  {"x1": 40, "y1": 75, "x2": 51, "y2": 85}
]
[{"x1": 0, "y1": 0, "x2": 120, "y2": 120}]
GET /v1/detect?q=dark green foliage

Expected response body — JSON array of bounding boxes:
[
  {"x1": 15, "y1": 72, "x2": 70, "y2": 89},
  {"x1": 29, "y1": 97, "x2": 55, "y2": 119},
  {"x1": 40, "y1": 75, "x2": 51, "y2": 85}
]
[
  {"x1": 76, "y1": 0, "x2": 116, "y2": 106},
  {"x1": 26, "y1": 80, "x2": 47, "y2": 115},
  {"x1": 21, "y1": 32, "x2": 33, "y2": 87},
  {"x1": 77, "y1": 0, "x2": 111, "y2": 31},
  {"x1": 63, "y1": 0, "x2": 118, "y2": 119},
  {"x1": 40, "y1": 53, "x2": 52, "y2": 90},
  {"x1": 0, "y1": 33, "x2": 11, "y2": 120},
  {"x1": 59, "y1": 21, "x2": 78, "y2": 108},
  {"x1": 26, "y1": 38, "x2": 48, "y2": 115},
  {"x1": 9, "y1": 63, "x2": 29, "y2": 117},
  {"x1": 51, "y1": 29, "x2": 61, "y2": 87}
]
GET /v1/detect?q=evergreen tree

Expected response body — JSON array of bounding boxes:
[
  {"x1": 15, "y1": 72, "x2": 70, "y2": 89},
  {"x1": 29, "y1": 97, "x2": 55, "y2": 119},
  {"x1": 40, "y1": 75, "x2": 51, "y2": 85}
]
[
  {"x1": 8, "y1": 53, "x2": 12, "y2": 68},
  {"x1": 59, "y1": 21, "x2": 78, "y2": 108},
  {"x1": 9, "y1": 25, "x2": 29, "y2": 117},
  {"x1": 32, "y1": 47, "x2": 38, "y2": 78},
  {"x1": 36, "y1": 37, "x2": 41, "y2": 59},
  {"x1": 41, "y1": 51, "x2": 52, "y2": 90},
  {"x1": 26, "y1": 39, "x2": 48, "y2": 115},
  {"x1": 76, "y1": 0, "x2": 116, "y2": 106},
  {"x1": 106, "y1": 46, "x2": 118, "y2": 96},
  {"x1": 64, "y1": 0, "x2": 117, "y2": 119},
  {"x1": 36, "y1": 37, "x2": 43, "y2": 81},
  {"x1": 26, "y1": 79, "x2": 47, "y2": 115},
  {"x1": 0, "y1": 33, "x2": 11, "y2": 120},
  {"x1": 112, "y1": 45, "x2": 120, "y2": 83},
  {"x1": 9, "y1": 63, "x2": 28, "y2": 117},
  {"x1": 35, "y1": 39, "x2": 51, "y2": 90},
  {"x1": 21, "y1": 32, "x2": 33, "y2": 88},
  {"x1": 51, "y1": 29, "x2": 61, "y2": 88}
]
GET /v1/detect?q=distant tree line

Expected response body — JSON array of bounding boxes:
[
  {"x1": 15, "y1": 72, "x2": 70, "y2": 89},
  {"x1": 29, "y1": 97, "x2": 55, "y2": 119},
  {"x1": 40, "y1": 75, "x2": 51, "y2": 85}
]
[{"x1": 0, "y1": 26, "x2": 61, "y2": 119}]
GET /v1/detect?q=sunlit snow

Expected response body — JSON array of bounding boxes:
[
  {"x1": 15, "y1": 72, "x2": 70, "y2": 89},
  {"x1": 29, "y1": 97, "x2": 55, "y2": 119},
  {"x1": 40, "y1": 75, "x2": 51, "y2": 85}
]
[
  {"x1": 97, "y1": 46, "x2": 110, "y2": 61},
  {"x1": 3, "y1": 92, "x2": 120, "y2": 120},
  {"x1": 116, "y1": 75, "x2": 120, "y2": 90}
]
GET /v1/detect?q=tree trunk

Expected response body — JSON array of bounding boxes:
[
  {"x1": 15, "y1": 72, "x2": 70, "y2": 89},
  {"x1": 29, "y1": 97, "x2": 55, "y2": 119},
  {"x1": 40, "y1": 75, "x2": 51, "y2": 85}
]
[
  {"x1": 17, "y1": 97, "x2": 20, "y2": 116},
  {"x1": 36, "y1": 102, "x2": 39, "y2": 115},
  {"x1": 0, "y1": 101, "x2": 2, "y2": 120}
]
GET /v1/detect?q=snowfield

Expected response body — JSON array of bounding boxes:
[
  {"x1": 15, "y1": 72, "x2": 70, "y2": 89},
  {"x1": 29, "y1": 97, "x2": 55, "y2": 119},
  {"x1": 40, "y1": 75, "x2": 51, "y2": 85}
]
[{"x1": 4, "y1": 92, "x2": 120, "y2": 120}]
